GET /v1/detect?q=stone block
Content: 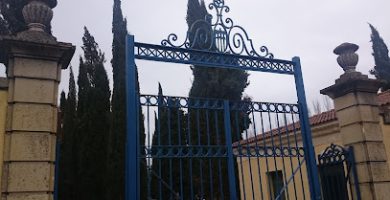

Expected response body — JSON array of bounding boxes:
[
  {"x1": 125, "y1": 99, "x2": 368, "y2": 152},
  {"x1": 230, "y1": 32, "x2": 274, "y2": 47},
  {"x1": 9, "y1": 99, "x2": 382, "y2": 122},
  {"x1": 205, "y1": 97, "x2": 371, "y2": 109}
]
[
  {"x1": 10, "y1": 58, "x2": 59, "y2": 81},
  {"x1": 336, "y1": 106, "x2": 361, "y2": 126},
  {"x1": 341, "y1": 122, "x2": 383, "y2": 144},
  {"x1": 366, "y1": 142, "x2": 388, "y2": 162},
  {"x1": 359, "y1": 183, "x2": 374, "y2": 200},
  {"x1": 6, "y1": 80, "x2": 14, "y2": 103},
  {"x1": 352, "y1": 142, "x2": 388, "y2": 163},
  {"x1": 370, "y1": 162, "x2": 390, "y2": 182},
  {"x1": 7, "y1": 132, "x2": 55, "y2": 161},
  {"x1": 356, "y1": 91, "x2": 381, "y2": 106},
  {"x1": 6, "y1": 162, "x2": 52, "y2": 192},
  {"x1": 6, "y1": 193, "x2": 51, "y2": 200},
  {"x1": 12, "y1": 78, "x2": 57, "y2": 104},
  {"x1": 9, "y1": 104, "x2": 56, "y2": 132},
  {"x1": 359, "y1": 105, "x2": 380, "y2": 123},
  {"x1": 373, "y1": 182, "x2": 390, "y2": 200},
  {"x1": 355, "y1": 163, "x2": 371, "y2": 183},
  {"x1": 334, "y1": 93, "x2": 359, "y2": 111}
]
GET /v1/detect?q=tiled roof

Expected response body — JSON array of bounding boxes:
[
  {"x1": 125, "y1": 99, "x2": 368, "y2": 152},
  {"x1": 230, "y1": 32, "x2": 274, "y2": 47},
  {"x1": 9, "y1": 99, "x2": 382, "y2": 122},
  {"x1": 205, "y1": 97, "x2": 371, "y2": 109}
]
[
  {"x1": 378, "y1": 90, "x2": 390, "y2": 106},
  {"x1": 236, "y1": 109, "x2": 337, "y2": 146},
  {"x1": 238, "y1": 91, "x2": 390, "y2": 146}
]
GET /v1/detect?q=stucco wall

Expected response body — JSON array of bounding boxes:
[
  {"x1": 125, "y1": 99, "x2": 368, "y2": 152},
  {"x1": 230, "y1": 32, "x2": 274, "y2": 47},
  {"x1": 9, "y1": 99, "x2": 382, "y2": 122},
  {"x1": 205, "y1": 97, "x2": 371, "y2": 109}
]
[
  {"x1": 237, "y1": 120, "x2": 342, "y2": 200},
  {"x1": 381, "y1": 108, "x2": 390, "y2": 174},
  {"x1": 0, "y1": 78, "x2": 8, "y2": 192}
]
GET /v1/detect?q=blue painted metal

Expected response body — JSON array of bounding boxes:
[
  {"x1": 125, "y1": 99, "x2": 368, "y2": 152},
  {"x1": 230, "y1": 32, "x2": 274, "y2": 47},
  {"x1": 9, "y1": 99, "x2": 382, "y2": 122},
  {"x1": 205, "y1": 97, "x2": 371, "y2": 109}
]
[
  {"x1": 135, "y1": 42, "x2": 295, "y2": 75},
  {"x1": 125, "y1": 35, "x2": 139, "y2": 200},
  {"x1": 125, "y1": 0, "x2": 323, "y2": 199},
  {"x1": 318, "y1": 144, "x2": 361, "y2": 200},
  {"x1": 161, "y1": 0, "x2": 273, "y2": 59},
  {"x1": 293, "y1": 57, "x2": 322, "y2": 200},
  {"x1": 223, "y1": 100, "x2": 238, "y2": 200}
]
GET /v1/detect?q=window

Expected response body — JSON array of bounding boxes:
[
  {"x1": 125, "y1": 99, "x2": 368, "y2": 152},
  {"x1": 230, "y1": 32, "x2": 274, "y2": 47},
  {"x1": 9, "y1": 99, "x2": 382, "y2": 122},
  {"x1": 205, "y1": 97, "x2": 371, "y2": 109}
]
[{"x1": 268, "y1": 170, "x2": 286, "y2": 200}]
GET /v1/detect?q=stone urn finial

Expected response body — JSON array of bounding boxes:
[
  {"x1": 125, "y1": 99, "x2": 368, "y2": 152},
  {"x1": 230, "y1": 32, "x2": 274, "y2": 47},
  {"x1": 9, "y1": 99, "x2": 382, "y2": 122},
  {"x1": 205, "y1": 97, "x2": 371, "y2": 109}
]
[
  {"x1": 22, "y1": 0, "x2": 57, "y2": 32},
  {"x1": 334, "y1": 43, "x2": 359, "y2": 73}
]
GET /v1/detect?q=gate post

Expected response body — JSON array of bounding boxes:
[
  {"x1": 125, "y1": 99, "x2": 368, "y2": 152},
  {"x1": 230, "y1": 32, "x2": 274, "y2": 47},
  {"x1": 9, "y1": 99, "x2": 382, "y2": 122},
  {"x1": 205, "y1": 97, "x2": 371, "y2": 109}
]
[
  {"x1": 321, "y1": 43, "x2": 390, "y2": 200},
  {"x1": 0, "y1": 1, "x2": 75, "y2": 199},
  {"x1": 223, "y1": 100, "x2": 238, "y2": 200},
  {"x1": 126, "y1": 35, "x2": 139, "y2": 200},
  {"x1": 293, "y1": 57, "x2": 322, "y2": 200}
]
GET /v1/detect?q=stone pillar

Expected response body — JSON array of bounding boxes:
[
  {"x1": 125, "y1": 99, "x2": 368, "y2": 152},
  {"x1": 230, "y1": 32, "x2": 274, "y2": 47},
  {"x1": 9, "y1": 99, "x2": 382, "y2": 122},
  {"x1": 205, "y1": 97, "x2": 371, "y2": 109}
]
[
  {"x1": 0, "y1": 0, "x2": 75, "y2": 199},
  {"x1": 321, "y1": 43, "x2": 390, "y2": 200}
]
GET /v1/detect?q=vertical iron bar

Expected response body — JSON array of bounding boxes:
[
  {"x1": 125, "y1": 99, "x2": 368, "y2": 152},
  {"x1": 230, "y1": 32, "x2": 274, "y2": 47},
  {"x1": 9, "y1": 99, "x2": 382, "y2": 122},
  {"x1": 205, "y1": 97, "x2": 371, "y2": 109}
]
[
  {"x1": 177, "y1": 106, "x2": 184, "y2": 200},
  {"x1": 234, "y1": 112, "x2": 247, "y2": 200},
  {"x1": 187, "y1": 108, "x2": 194, "y2": 200},
  {"x1": 196, "y1": 109, "x2": 204, "y2": 198},
  {"x1": 157, "y1": 100, "x2": 163, "y2": 200},
  {"x1": 214, "y1": 110, "x2": 225, "y2": 200},
  {"x1": 223, "y1": 100, "x2": 238, "y2": 200},
  {"x1": 125, "y1": 34, "x2": 139, "y2": 200},
  {"x1": 259, "y1": 111, "x2": 273, "y2": 199},
  {"x1": 293, "y1": 57, "x2": 322, "y2": 200},
  {"x1": 240, "y1": 112, "x2": 255, "y2": 200},
  {"x1": 251, "y1": 110, "x2": 265, "y2": 200},
  {"x1": 275, "y1": 113, "x2": 290, "y2": 200},
  {"x1": 291, "y1": 113, "x2": 306, "y2": 200},
  {"x1": 283, "y1": 113, "x2": 298, "y2": 200},
  {"x1": 167, "y1": 100, "x2": 173, "y2": 200},
  {"x1": 267, "y1": 111, "x2": 281, "y2": 200},
  {"x1": 205, "y1": 110, "x2": 214, "y2": 200},
  {"x1": 147, "y1": 105, "x2": 151, "y2": 199}
]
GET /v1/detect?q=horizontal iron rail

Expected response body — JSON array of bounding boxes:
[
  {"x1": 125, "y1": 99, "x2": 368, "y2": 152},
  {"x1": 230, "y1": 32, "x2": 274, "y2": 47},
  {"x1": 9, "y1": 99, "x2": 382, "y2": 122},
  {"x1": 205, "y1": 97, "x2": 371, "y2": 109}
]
[
  {"x1": 140, "y1": 94, "x2": 299, "y2": 113},
  {"x1": 143, "y1": 145, "x2": 228, "y2": 158},
  {"x1": 233, "y1": 146, "x2": 305, "y2": 158},
  {"x1": 135, "y1": 42, "x2": 295, "y2": 75}
]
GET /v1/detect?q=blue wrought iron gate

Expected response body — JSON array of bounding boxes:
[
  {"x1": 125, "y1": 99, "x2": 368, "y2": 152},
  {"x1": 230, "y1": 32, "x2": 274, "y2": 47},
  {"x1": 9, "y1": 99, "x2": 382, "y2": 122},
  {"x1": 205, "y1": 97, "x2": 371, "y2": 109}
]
[{"x1": 126, "y1": 1, "x2": 321, "y2": 199}]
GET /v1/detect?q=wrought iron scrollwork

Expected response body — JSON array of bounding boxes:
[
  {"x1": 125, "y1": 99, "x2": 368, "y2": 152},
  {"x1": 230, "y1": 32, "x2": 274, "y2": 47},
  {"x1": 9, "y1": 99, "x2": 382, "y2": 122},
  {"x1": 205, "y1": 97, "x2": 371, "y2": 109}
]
[
  {"x1": 161, "y1": 0, "x2": 274, "y2": 58},
  {"x1": 318, "y1": 144, "x2": 348, "y2": 165}
]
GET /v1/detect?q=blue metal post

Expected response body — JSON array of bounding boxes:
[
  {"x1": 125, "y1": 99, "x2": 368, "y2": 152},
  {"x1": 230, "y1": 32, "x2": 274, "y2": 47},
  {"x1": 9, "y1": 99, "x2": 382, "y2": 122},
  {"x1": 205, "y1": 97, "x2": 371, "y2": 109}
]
[
  {"x1": 223, "y1": 100, "x2": 238, "y2": 200},
  {"x1": 292, "y1": 57, "x2": 322, "y2": 200},
  {"x1": 126, "y1": 34, "x2": 139, "y2": 200}
]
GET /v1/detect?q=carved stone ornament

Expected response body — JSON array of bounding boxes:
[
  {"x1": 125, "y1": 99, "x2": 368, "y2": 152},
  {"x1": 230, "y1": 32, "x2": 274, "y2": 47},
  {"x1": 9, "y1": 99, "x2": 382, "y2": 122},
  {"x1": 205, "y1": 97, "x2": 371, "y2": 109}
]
[
  {"x1": 334, "y1": 43, "x2": 359, "y2": 73},
  {"x1": 7, "y1": 0, "x2": 58, "y2": 44},
  {"x1": 22, "y1": 0, "x2": 53, "y2": 32}
]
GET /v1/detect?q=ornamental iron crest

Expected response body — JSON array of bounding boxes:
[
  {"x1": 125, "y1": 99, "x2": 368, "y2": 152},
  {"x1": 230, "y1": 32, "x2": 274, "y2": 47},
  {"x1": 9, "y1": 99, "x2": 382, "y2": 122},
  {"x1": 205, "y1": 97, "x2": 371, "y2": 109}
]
[
  {"x1": 318, "y1": 144, "x2": 348, "y2": 165},
  {"x1": 161, "y1": 0, "x2": 274, "y2": 58}
]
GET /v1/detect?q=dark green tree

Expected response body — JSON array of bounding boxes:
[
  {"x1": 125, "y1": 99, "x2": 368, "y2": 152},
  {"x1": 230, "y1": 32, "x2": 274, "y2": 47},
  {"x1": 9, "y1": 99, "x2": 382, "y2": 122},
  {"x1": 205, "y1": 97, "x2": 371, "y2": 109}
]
[
  {"x1": 58, "y1": 67, "x2": 78, "y2": 200},
  {"x1": 186, "y1": 0, "x2": 249, "y2": 199},
  {"x1": 151, "y1": 84, "x2": 187, "y2": 200},
  {"x1": 0, "y1": 15, "x2": 9, "y2": 35},
  {"x1": 369, "y1": 24, "x2": 390, "y2": 91},
  {"x1": 107, "y1": 0, "x2": 146, "y2": 199},
  {"x1": 76, "y1": 27, "x2": 111, "y2": 200}
]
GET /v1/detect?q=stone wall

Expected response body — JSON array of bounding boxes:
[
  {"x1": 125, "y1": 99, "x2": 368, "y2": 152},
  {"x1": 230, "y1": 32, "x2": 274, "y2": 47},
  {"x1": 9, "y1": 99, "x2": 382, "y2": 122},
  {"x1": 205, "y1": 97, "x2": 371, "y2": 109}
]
[{"x1": 0, "y1": 78, "x2": 7, "y2": 193}]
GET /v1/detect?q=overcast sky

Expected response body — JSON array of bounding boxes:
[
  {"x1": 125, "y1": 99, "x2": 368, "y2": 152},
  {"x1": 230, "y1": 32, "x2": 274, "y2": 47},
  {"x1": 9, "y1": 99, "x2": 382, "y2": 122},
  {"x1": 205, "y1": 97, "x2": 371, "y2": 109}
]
[{"x1": 3, "y1": 0, "x2": 390, "y2": 110}]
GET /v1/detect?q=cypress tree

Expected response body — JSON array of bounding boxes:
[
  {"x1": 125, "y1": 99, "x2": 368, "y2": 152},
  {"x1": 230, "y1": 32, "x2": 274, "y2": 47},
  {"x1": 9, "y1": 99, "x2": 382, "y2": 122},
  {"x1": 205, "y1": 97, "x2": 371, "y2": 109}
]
[
  {"x1": 0, "y1": 15, "x2": 9, "y2": 35},
  {"x1": 58, "y1": 67, "x2": 77, "y2": 200},
  {"x1": 108, "y1": 0, "x2": 146, "y2": 199},
  {"x1": 76, "y1": 27, "x2": 111, "y2": 200},
  {"x1": 369, "y1": 24, "x2": 390, "y2": 91},
  {"x1": 186, "y1": 0, "x2": 249, "y2": 198},
  {"x1": 151, "y1": 84, "x2": 187, "y2": 199}
]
